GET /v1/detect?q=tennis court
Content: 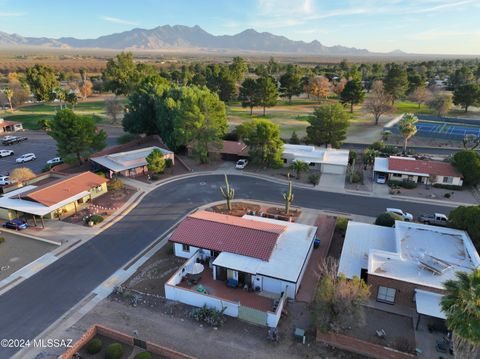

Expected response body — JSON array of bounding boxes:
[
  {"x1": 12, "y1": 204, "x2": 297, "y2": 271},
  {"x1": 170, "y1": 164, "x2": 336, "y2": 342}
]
[{"x1": 407, "y1": 120, "x2": 480, "y2": 140}]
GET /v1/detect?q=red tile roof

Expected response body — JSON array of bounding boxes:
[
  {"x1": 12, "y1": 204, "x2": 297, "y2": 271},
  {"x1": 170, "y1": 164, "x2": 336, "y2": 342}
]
[
  {"x1": 0, "y1": 120, "x2": 21, "y2": 127},
  {"x1": 218, "y1": 141, "x2": 249, "y2": 156},
  {"x1": 169, "y1": 211, "x2": 286, "y2": 261},
  {"x1": 22, "y1": 171, "x2": 107, "y2": 207},
  {"x1": 388, "y1": 157, "x2": 461, "y2": 177}
]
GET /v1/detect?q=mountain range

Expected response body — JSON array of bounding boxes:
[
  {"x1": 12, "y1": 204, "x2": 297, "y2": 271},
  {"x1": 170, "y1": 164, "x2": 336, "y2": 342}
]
[{"x1": 0, "y1": 24, "x2": 380, "y2": 56}]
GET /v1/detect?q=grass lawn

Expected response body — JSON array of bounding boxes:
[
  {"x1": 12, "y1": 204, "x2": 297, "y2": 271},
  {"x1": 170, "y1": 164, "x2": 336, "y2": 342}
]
[
  {"x1": 0, "y1": 100, "x2": 108, "y2": 130},
  {"x1": 394, "y1": 101, "x2": 432, "y2": 115}
]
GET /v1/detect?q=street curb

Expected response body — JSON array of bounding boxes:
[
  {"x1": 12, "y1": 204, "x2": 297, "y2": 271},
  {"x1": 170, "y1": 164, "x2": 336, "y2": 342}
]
[{"x1": 0, "y1": 228, "x2": 61, "y2": 246}]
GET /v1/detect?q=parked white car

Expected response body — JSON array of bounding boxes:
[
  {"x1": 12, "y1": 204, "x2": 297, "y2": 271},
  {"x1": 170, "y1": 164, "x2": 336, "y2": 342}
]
[
  {"x1": 16, "y1": 153, "x2": 36, "y2": 163},
  {"x1": 376, "y1": 174, "x2": 387, "y2": 184},
  {"x1": 0, "y1": 149, "x2": 14, "y2": 158},
  {"x1": 1, "y1": 136, "x2": 16, "y2": 141},
  {"x1": 386, "y1": 208, "x2": 413, "y2": 221},
  {"x1": 235, "y1": 159, "x2": 248, "y2": 169},
  {"x1": 0, "y1": 176, "x2": 11, "y2": 185},
  {"x1": 46, "y1": 157, "x2": 63, "y2": 165}
]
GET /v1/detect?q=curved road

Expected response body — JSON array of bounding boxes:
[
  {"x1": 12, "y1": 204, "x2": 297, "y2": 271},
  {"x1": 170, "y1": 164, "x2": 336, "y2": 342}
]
[{"x1": 0, "y1": 174, "x2": 455, "y2": 357}]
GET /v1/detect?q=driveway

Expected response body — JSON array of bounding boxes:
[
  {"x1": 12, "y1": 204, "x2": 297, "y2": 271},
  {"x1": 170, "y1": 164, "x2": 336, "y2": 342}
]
[
  {"x1": 319, "y1": 173, "x2": 345, "y2": 190},
  {"x1": 0, "y1": 174, "x2": 455, "y2": 357}
]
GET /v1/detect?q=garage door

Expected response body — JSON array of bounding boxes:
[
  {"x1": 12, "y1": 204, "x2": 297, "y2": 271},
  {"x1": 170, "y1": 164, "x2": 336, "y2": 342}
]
[{"x1": 321, "y1": 164, "x2": 346, "y2": 174}]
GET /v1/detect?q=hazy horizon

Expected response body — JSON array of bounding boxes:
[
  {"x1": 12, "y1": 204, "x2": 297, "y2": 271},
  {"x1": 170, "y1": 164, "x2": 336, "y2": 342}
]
[{"x1": 0, "y1": 0, "x2": 480, "y2": 55}]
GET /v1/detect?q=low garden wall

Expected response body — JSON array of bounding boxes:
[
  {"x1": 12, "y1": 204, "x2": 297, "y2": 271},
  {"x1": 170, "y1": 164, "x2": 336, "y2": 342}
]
[
  {"x1": 62, "y1": 324, "x2": 197, "y2": 359},
  {"x1": 316, "y1": 331, "x2": 416, "y2": 359}
]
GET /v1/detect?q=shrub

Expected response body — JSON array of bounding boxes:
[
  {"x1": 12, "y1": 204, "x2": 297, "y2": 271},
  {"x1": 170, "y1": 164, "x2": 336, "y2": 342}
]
[
  {"x1": 105, "y1": 342, "x2": 123, "y2": 359},
  {"x1": 134, "y1": 352, "x2": 152, "y2": 359},
  {"x1": 444, "y1": 193, "x2": 451, "y2": 198},
  {"x1": 335, "y1": 217, "x2": 349, "y2": 232},
  {"x1": 150, "y1": 174, "x2": 160, "y2": 181},
  {"x1": 84, "y1": 214, "x2": 104, "y2": 225},
  {"x1": 433, "y1": 183, "x2": 462, "y2": 191},
  {"x1": 387, "y1": 180, "x2": 417, "y2": 189},
  {"x1": 42, "y1": 164, "x2": 53, "y2": 173},
  {"x1": 190, "y1": 305, "x2": 226, "y2": 326},
  {"x1": 375, "y1": 212, "x2": 398, "y2": 227},
  {"x1": 0, "y1": 237, "x2": 5, "y2": 244},
  {"x1": 165, "y1": 158, "x2": 173, "y2": 168},
  {"x1": 350, "y1": 171, "x2": 363, "y2": 183},
  {"x1": 86, "y1": 338, "x2": 103, "y2": 354},
  {"x1": 108, "y1": 178, "x2": 124, "y2": 191},
  {"x1": 308, "y1": 173, "x2": 320, "y2": 186}
]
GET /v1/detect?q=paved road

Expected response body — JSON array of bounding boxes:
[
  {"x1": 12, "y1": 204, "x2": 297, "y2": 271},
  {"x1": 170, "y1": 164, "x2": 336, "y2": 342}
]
[{"x1": 0, "y1": 174, "x2": 455, "y2": 357}]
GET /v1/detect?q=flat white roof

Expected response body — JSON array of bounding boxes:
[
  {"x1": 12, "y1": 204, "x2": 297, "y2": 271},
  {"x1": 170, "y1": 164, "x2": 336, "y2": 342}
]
[
  {"x1": 373, "y1": 157, "x2": 389, "y2": 173},
  {"x1": 0, "y1": 185, "x2": 90, "y2": 216},
  {"x1": 358, "y1": 221, "x2": 480, "y2": 290},
  {"x1": 91, "y1": 146, "x2": 172, "y2": 172},
  {"x1": 340, "y1": 220, "x2": 480, "y2": 291},
  {"x1": 338, "y1": 222, "x2": 396, "y2": 278},
  {"x1": 415, "y1": 289, "x2": 446, "y2": 319},
  {"x1": 213, "y1": 215, "x2": 317, "y2": 283},
  {"x1": 282, "y1": 144, "x2": 348, "y2": 166}
]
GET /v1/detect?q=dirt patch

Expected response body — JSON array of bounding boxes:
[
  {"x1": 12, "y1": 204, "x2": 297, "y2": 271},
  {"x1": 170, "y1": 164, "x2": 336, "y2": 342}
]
[
  {"x1": 63, "y1": 186, "x2": 137, "y2": 226},
  {"x1": 327, "y1": 217, "x2": 349, "y2": 260},
  {"x1": 346, "y1": 306, "x2": 416, "y2": 355},
  {"x1": 123, "y1": 243, "x2": 185, "y2": 297},
  {"x1": 208, "y1": 201, "x2": 261, "y2": 217}
]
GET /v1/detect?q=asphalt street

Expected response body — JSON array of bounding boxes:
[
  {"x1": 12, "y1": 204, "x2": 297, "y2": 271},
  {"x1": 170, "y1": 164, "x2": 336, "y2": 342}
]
[{"x1": 0, "y1": 174, "x2": 455, "y2": 357}]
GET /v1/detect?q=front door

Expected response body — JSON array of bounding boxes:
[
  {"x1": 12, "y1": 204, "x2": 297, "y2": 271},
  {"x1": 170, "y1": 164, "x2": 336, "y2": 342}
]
[{"x1": 216, "y1": 266, "x2": 227, "y2": 281}]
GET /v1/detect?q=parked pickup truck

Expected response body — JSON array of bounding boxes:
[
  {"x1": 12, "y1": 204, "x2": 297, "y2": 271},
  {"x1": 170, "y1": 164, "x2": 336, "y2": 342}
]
[
  {"x1": 2, "y1": 136, "x2": 27, "y2": 146},
  {"x1": 418, "y1": 213, "x2": 448, "y2": 226}
]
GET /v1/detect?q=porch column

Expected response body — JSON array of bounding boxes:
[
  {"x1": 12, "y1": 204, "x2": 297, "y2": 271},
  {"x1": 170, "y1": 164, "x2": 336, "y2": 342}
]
[
  {"x1": 40, "y1": 216, "x2": 45, "y2": 228},
  {"x1": 74, "y1": 201, "x2": 77, "y2": 213},
  {"x1": 32, "y1": 215, "x2": 37, "y2": 227},
  {"x1": 415, "y1": 313, "x2": 422, "y2": 330}
]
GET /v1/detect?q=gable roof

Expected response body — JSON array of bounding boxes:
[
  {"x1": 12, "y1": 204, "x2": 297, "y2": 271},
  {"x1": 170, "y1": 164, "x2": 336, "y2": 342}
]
[
  {"x1": 21, "y1": 171, "x2": 106, "y2": 207},
  {"x1": 169, "y1": 211, "x2": 287, "y2": 261},
  {"x1": 388, "y1": 157, "x2": 461, "y2": 177}
]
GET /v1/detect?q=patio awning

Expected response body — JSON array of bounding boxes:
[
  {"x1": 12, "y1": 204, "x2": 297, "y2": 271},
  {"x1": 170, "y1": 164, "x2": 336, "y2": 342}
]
[{"x1": 415, "y1": 289, "x2": 446, "y2": 319}]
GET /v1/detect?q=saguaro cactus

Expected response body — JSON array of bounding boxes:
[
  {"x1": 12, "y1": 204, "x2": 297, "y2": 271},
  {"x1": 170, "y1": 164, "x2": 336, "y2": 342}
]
[
  {"x1": 220, "y1": 174, "x2": 235, "y2": 211},
  {"x1": 283, "y1": 180, "x2": 294, "y2": 215}
]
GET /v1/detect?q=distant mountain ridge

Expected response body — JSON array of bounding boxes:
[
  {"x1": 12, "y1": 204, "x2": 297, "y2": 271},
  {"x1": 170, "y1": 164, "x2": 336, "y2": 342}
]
[{"x1": 0, "y1": 24, "x2": 376, "y2": 55}]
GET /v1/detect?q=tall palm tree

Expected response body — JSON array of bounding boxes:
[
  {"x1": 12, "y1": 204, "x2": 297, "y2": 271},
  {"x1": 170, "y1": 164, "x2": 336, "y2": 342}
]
[
  {"x1": 441, "y1": 269, "x2": 480, "y2": 359},
  {"x1": 3, "y1": 87, "x2": 13, "y2": 110},
  {"x1": 397, "y1": 113, "x2": 418, "y2": 153},
  {"x1": 289, "y1": 160, "x2": 310, "y2": 179}
]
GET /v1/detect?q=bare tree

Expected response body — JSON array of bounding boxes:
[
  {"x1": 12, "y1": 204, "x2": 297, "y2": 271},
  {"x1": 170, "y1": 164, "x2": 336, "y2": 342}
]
[
  {"x1": 105, "y1": 96, "x2": 124, "y2": 124},
  {"x1": 313, "y1": 257, "x2": 370, "y2": 333},
  {"x1": 463, "y1": 134, "x2": 480, "y2": 150},
  {"x1": 79, "y1": 80, "x2": 93, "y2": 100},
  {"x1": 364, "y1": 80, "x2": 394, "y2": 125},
  {"x1": 409, "y1": 86, "x2": 432, "y2": 108}
]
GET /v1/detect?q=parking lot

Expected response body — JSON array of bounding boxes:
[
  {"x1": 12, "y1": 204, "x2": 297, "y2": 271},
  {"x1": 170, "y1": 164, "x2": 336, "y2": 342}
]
[
  {"x1": 0, "y1": 126, "x2": 123, "y2": 176},
  {"x1": 0, "y1": 130, "x2": 57, "y2": 175}
]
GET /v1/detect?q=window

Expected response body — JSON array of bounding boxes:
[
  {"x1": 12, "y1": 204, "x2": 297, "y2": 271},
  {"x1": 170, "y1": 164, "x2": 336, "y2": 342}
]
[
  {"x1": 392, "y1": 173, "x2": 402, "y2": 178},
  {"x1": 182, "y1": 244, "x2": 190, "y2": 252},
  {"x1": 309, "y1": 162, "x2": 316, "y2": 167},
  {"x1": 443, "y1": 176, "x2": 453, "y2": 184},
  {"x1": 377, "y1": 286, "x2": 396, "y2": 304}
]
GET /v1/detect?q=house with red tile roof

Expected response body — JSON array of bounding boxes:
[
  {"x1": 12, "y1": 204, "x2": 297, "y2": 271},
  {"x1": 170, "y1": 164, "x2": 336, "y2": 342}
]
[
  {"x1": 165, "y1": 210, "x2": 317, "y2": 327},
  {"x1": 187, "y1": 140, "x2": 249, "y2": 161},
  {"x1": 373, "y1": 156, "x2": 463, "y2": 187},
  {"x1": 0, "y1": 118, "x2": 23, "y2": 133},
  {"x1": 0, "y1": 171, "x2": 107, "y2": 224}
]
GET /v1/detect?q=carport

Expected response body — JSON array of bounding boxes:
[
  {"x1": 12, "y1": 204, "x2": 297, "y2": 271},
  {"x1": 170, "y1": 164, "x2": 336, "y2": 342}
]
[{"x1": 414, "y1": 289, "x2": 446, "y2": 330}]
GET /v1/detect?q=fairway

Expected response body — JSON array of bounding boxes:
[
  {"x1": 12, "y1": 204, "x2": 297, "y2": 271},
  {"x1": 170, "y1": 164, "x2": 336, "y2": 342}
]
[{"x1": 1, "y1": 100, "x2": 109, "y2": 130}]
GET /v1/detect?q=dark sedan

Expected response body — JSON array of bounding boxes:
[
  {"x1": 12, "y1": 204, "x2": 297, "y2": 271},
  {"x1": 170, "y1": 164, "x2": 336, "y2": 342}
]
[{"x1": 2, "y1": 219, "x2": 28, "y2": 230}]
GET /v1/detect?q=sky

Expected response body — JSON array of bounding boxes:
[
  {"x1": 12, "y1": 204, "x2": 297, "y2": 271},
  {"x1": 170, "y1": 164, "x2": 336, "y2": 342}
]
[{"x1": 0, "y1": 0, "x2": 479, "y2": 55}]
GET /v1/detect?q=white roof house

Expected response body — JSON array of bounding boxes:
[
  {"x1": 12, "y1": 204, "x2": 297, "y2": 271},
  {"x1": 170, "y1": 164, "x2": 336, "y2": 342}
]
[
  {"x1": 339, "y1": 220, "x2": 480, "y2": 319},
  {"x1": 90, "y1": 146, "x2": 173, "y2": 173},
  {"x1": 282, "y1": 144, "x2": 349, "y2": 175},
  {"x1": 213, "y1": 215, "x2": 317, "y2": 283}
]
